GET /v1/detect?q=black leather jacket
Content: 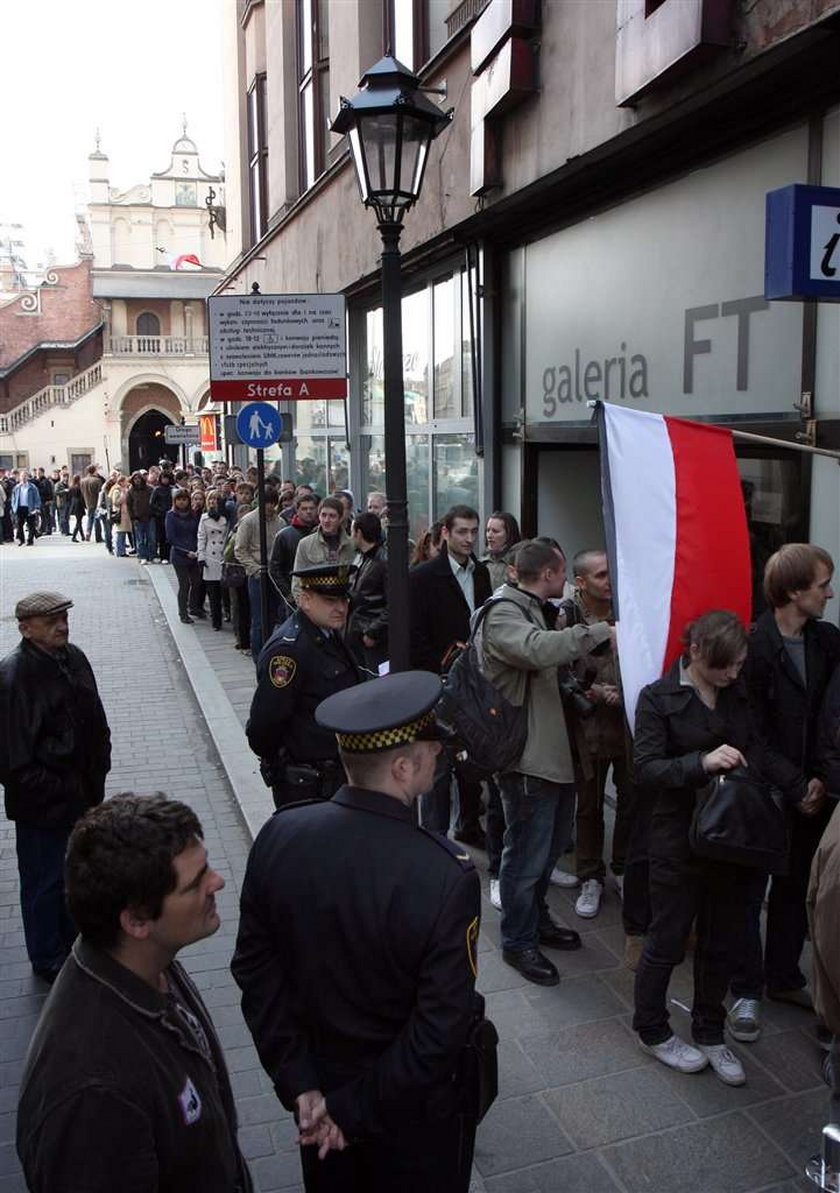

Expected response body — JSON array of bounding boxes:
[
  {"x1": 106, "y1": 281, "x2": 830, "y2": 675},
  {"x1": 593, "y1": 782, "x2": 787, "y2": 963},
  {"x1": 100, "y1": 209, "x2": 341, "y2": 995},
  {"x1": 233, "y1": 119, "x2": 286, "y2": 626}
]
[{"x1": 0, "y1": 640, "x2": 111, "y2": 827}]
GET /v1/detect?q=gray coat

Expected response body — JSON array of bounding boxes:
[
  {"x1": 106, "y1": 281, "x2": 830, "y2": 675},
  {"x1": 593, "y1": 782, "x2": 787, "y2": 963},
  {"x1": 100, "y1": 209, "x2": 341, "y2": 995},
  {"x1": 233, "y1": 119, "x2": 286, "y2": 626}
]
[{"x1": 480, "y1": 584, "x2": 612, "y2": 784}]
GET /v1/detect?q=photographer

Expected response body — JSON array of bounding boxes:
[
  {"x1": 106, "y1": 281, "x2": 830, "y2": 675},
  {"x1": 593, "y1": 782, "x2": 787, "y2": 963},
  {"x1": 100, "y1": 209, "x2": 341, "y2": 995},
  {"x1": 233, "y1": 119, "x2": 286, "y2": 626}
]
[
  {"x1": 560, "y1": 551, "x2": 639, "y2": 937},
  {"x1": 480, "y1": 540, "x2": 613, "y2": 986}
]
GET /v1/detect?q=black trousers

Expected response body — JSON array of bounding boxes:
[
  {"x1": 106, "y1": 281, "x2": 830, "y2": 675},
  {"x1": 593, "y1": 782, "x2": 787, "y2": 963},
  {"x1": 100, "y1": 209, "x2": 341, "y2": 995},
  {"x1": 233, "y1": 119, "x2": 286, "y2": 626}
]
[
  {"x1": 173, "y1": 563, "x2": 201, "y2": 619},
  {"x1": 205, "y1": 580, "x2": 223, "y2": 628},
  {"x1": 16, "y1": 508, "x2": 36, "y2": 544},
  {"x1": 574, "y1": 752, "x2": 636, "y2": 882},
  {"x1": 622, "y1": 788, "x2": 652, "y2": 938},
  {"x1": 299, "y1": 1112, "x2": 476, "y2": 1193},
  {"x1": 485, "y1": 777, "x2": 505, "y2": 878},
  {"x1": 731, "y1": 806, "x2": 831, "y2": 998},
  {"x1": 155, "y1": 515, "x2": 169, "y2": 561},
  {"x1": 633, "y1": 845, "x2": 754, "y2": 1046}
]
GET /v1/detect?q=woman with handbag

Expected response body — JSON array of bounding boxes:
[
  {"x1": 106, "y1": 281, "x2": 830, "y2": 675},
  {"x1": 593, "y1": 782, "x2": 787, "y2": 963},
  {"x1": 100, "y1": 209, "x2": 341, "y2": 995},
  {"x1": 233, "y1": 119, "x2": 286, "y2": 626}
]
[{"x1": 632, "y1": 610, "x2": 806, "y2": 1086}]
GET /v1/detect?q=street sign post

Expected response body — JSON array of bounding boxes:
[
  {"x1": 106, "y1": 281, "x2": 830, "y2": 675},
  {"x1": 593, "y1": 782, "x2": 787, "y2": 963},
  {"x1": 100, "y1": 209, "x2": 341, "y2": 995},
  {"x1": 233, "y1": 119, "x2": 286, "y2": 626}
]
[
  {"x1": 207, "y1": 292, "x2": 347, "y2": 402},
  {"x1": 163, "y1": 424, "x2": 200, "y2": 444},
  {"x1": 234, "y1": 402, "x2": 284, "y2": 647}
]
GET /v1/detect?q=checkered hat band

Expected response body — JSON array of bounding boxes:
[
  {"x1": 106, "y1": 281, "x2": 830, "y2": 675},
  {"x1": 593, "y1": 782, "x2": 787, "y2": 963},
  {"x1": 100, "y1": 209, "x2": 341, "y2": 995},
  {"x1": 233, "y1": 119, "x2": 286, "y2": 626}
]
[
  {"x1": 299, "y1": 574, "x2": 349, "y2": 589},
  {"x1": 337, "y1": 709, "x2": 436, "y2": 753}
]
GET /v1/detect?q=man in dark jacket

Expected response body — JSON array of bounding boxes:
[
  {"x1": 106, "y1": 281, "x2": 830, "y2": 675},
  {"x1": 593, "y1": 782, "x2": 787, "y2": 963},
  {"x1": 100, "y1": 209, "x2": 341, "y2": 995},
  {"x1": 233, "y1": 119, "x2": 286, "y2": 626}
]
[
  {"x1": 729, "y1": 543, "x2": 840, "y2": 1041},
  {"x1": 126, "y1": 471, "x2": 155, "y2": 563},
  {"x1": 233, "y1": 672, "x2": 489, "y2": 1192},
  {"x1": 34, "y1": 468, "x2": 54, "y2": 534},
  {"x1": 409, "y1": 505, "x2": 492, "y2": 841},
  {"x1": 269, "y1": 492, "x2": 318, "y2": 614},
  {"x1": 17, "y1": 794, "x2": 252, "y2": 1193},
  {"x1": 150, "y1": 470, "x2": 175, "y2": 562},
  {"x1": 0, "y1": 591, "x2": 111, "y2": 982},
  {"x1": 346, "y1": 511, "x2": 389, "y2": 673}
]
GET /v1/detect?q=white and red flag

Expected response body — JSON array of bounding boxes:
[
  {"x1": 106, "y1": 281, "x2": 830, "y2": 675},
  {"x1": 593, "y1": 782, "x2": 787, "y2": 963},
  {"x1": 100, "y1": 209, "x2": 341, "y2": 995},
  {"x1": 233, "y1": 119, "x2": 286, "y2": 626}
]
[{"x1": 597, "y1": 402, "x2": 752, "y2": 731}]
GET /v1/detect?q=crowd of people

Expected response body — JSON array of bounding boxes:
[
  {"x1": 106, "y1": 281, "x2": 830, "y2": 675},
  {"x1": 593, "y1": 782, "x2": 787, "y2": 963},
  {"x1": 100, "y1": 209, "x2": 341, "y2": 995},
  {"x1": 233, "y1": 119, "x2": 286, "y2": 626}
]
[{"x1": 4, "y1": 457, "x2": 840, "y2": 1189}]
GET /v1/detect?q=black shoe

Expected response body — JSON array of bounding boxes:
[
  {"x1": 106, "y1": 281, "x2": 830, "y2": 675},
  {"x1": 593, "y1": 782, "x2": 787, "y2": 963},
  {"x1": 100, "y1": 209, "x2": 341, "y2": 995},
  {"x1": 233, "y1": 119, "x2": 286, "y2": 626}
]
[
  {"x1": 454, "y1": 825, "x2": 486, "y2": 849},
  {"x1": 502, "y1": 948, "x2": 559, "y2": 986},
  {"x1": 32, "y1": 966, "x2": 61, "y2": 986},
  {"x1": 539, "y1": 922, "x2": 582, "y2": 951},
  {"x1": 223, "y1": 613, "x2": 231, "y2": 623},
  {"x1": 179, "y1": 615, "x2": 195, "y2": 625},
  {"x1": 192, "y1": 609, "x2": 207, "y2": 620}
]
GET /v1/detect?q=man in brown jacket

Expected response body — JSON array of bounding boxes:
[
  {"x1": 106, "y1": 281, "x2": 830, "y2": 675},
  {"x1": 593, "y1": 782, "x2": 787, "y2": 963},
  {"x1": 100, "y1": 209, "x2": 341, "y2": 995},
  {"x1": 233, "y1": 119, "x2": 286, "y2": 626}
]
[{"x1": 79, "y1": 465, "x2": 103, "y2": 542}]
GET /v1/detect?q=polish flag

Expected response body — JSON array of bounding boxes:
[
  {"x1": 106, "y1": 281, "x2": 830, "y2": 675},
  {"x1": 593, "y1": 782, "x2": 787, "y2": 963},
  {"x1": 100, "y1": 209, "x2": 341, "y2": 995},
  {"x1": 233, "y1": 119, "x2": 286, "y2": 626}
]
[
  {"x1": 598, "y1": 402, "x2": 752, "y2": 731},
  {"x1": 171, "y1": 253, "x2": 202, "y2": 271}
]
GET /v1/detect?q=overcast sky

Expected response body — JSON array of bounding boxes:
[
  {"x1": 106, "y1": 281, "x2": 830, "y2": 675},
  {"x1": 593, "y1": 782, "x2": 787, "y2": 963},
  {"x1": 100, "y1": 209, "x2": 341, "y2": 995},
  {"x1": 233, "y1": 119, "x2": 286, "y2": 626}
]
[{"x1": 2, "y1": 0, "x2": 225, "y2": 269}]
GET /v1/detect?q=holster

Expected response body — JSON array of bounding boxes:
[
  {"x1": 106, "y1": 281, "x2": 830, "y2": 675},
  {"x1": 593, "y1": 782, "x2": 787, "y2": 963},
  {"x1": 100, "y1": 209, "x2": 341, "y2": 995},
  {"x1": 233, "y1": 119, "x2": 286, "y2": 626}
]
[
  {"x1": 275, "y1": 760, "x2": 342, "y2": 803},
  {"x1": 458, "y1": 1003, "x2": 499, "y2": 1123}
]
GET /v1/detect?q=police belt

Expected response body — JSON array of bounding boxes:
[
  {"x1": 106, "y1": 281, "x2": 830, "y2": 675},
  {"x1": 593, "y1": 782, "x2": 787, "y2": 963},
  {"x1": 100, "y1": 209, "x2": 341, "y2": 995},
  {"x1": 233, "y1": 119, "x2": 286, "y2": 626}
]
[{"x1": 278, "y1": 759, "x2": 341, "y2": 796}]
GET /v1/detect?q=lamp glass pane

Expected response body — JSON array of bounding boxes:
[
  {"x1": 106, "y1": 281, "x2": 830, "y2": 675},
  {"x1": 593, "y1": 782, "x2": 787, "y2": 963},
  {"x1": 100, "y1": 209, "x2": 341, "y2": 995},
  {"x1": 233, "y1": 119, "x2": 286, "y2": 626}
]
[
  {"x1": 360, "y1": 114, "x2": 399, "y2": 201},
  {"x1": 348, "y1": 127, "x2": 370, "y2": 203}
]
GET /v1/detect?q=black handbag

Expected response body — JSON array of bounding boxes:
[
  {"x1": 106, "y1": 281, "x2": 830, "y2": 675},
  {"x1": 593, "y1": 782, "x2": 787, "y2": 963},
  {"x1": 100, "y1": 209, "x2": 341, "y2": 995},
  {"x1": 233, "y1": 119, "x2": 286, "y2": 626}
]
[
  {"x1": 220, "y1": 561, "x2": 247, "y2": 589},
  {"x1": 690, "y1": 766, "x2": 789, "y2": 875}
]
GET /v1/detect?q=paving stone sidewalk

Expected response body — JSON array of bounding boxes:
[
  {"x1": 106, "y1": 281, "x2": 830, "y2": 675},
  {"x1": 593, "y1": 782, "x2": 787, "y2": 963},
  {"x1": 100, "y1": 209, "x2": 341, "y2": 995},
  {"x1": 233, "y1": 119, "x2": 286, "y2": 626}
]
[{"x1": 0, "y1": 541, "x2": 829, "y2": 1192}]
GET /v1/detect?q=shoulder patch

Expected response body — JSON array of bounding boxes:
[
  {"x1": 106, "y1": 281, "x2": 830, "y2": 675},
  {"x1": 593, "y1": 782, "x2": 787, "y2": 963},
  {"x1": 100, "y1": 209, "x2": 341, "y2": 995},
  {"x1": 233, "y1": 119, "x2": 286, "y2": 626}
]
[
  {"x1": 467, "y1": 915, "x2": 479, "y2": 978},
  {"x1": 419, "y1": 827, "x2": 476, "y2": 871},
  {"x1": 269, "y1": 655, "x2": 297, "y2": 689}
]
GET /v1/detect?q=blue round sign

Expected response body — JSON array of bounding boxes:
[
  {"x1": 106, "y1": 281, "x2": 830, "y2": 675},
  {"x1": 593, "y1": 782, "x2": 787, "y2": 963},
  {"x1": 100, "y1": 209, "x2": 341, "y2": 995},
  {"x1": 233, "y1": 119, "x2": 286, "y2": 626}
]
[{"x1": 236, "y1": 402, "x2": 283, "y2": 449}]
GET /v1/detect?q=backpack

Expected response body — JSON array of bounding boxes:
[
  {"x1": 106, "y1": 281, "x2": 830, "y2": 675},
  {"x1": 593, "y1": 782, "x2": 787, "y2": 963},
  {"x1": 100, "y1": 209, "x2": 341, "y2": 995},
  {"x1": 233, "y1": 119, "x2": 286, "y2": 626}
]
[{"x1": 436, "y1": 597, "x2": 529, "y2": 781}]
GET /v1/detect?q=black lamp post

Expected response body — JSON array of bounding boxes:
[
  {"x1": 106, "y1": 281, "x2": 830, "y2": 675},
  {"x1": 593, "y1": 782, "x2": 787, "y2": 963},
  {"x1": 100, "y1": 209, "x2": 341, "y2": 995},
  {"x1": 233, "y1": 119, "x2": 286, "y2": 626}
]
[{"x1": 332, "y1": 57, "x2": 452, "y2": 672}]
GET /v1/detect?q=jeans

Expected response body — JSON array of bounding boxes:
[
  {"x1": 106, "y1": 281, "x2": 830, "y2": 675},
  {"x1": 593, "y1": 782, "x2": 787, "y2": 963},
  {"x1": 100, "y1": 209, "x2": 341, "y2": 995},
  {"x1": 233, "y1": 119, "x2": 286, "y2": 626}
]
[
  {"x1": 16, "y1": 824, "x2": 76, "y2": 972},
  {"x1": 633, "y1": 849, "x2": 753, "y2": 1046},
  {"x1": 574, "y1": 752, "x2": 636, "y2": 882},
  {"x1": 16, "y1": 507, "x2": 37, "y2": 544},
  {"x1": 41, "y1": 501, "x2": 54, "y2": 533},
  {"x1": 498, "y1": 774, "x2": 576, "y2": 953},
  {"x1": 115, "y1": 530, "x2": 128, "y2": 557},
  {"x1": 154, "y1": 514, "x2": 169, "y2": 561},
  {"x1": 133, "y1": 520, "x2": 154, "y2": 561},
  {"x1": 85, "y1": 507, "x2": 100, "y2": 541},
  {"x1": 58, "y1": 504, "x2": 70, "y2": 534},
  {"x1": 486, "y1": 777, "x2": 505, "y2": 878},
  {"x1": 249, "y1": 574, "x2": 279, "y2": 664}
]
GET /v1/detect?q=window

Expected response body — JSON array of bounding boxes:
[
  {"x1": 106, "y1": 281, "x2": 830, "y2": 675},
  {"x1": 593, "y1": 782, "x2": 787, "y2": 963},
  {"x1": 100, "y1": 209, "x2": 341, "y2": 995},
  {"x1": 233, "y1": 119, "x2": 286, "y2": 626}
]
[
  {"x1": 248, "y1": 73, "x2": 269, "y2": 241},
  {"x1": 70, "y1": 453, "x2": 92, "y2": 475},
  {"x1": 137, "y1": 313, "x2": 161, "y2": 336},
  {"x1": 51, "y1": 372, "x2": 70, "y2": 387},
  {"x1": 297, "y1": 0, "x2": 330, "y2": 192},
  {"x1": 385, "y1": 0, "x2": 449, "y2": 70}
]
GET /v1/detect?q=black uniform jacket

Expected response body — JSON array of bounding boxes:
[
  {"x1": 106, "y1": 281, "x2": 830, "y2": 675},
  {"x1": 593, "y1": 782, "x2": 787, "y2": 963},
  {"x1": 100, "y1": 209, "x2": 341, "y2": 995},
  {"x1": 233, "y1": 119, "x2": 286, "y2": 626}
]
[
  {"x1": 746, "y1": 609, "x2": 840, "y2": 784},
  {"x1": 0, "y1": 640, "x2": 111, "y2": 827},
  {"x1": 231, "y1": 786, "x2": 482, "y2": 1141},
  {"x1": 17, "y1": 940, "x2": 252, "y2": 1193},
  {"x1": 246, "y1": 609, "x2": 361, "y2": 766},
  {"x1": 634, "y1": 661, "x2": 806, "y2": 866},
  {"x1": 408, "y1": 545, "x2": 492, "y2": 672}
]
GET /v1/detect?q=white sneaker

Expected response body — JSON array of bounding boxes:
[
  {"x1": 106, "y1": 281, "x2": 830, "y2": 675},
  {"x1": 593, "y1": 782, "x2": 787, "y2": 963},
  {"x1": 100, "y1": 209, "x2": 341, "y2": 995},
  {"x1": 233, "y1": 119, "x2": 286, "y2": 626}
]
[
  {"x1": 639, "y1": 1034, "x2": 709, "y2": 1074},
  {"x1": 697, "y1": 1043, "x2": 746, "y2": 1086},
  {"x1": 489, "y1": 878, "x2": 502, "y2": 910},
  {"x1": 612, "y1": 874, "x2": 624, "y2": 902},
  {"x1": 575, "y1": 879, "x2": 603, "y2": 918},
  {"x1": 550, "y1": 867, "x2": 579, "y2": 889},
  {"x1": 726, "y1": 998, "x2": 761, "y2": 1043}
]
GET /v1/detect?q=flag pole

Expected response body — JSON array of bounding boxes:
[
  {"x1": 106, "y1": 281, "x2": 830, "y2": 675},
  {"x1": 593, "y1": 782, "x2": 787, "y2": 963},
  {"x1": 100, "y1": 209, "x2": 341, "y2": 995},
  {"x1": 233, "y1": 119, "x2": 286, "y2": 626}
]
[{"x1": 586, "y1": 402, "x2": 840, "y2": 463}]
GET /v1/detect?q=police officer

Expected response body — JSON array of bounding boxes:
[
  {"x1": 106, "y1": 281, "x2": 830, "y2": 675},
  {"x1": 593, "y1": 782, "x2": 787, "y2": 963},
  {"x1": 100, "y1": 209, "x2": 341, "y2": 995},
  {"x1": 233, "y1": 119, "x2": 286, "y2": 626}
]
[
  {"x1": 232, "y1": 672, "x2": 494, "y2": 1193},
  {"x1": 246, "y1": 563, "x2": 361, "y2": 808}
]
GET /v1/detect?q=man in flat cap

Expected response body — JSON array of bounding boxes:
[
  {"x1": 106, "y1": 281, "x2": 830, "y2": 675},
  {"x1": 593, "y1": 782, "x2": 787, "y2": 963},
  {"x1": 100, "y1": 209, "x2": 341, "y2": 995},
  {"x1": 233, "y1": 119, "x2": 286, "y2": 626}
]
[
  {"x1": 246, "y1": 563, "x2": 362, "y2": 808},
  {"x1": 0, "y1": 591, "x2": 111, "y2": 982},
  {"x1": 233, "y1": 672, "x2": 495, "y2": 1192}
]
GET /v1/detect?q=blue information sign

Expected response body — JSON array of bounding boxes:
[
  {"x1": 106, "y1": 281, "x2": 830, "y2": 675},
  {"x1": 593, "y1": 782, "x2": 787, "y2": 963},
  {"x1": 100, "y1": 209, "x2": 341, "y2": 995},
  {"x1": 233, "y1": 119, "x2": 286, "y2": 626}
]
[
  {"x1": 236, "y1": 402, "x2": 283, "y2": 449},
  {"x1": 765, "y1": 183, "x2": 840, "y2": 302}
]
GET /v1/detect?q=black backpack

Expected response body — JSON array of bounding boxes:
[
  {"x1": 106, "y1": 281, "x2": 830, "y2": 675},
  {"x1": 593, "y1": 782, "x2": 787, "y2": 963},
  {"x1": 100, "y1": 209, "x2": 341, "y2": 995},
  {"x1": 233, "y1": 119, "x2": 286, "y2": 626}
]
[{"x1": 436, "y1": 597, "x2": 529, "y2": 781}]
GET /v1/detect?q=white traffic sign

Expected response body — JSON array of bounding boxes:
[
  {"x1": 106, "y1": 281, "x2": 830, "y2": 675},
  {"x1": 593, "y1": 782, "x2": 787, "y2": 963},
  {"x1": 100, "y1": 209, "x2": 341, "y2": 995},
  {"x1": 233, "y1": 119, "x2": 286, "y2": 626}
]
[
  {"x1": 164, "y1": 424, "x2": 201, "y2": 444},
  {"x1": 207, "y1": 292, "x2": 347, "y2": 402}
]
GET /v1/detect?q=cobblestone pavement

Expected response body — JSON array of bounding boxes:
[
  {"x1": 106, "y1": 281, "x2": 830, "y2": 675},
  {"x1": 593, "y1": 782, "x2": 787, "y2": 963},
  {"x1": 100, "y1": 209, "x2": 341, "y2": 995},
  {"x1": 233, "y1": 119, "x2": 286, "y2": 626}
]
[{"x1": 0, "y1": 539, "x2": 829, "y2": 1192}]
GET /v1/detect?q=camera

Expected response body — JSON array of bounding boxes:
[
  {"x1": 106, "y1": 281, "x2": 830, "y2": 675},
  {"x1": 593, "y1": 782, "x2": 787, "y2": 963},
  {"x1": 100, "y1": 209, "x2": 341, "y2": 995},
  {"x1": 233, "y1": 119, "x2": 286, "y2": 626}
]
[{"x1": 558, "y1": 670, "x2": 596, "y2": 719}]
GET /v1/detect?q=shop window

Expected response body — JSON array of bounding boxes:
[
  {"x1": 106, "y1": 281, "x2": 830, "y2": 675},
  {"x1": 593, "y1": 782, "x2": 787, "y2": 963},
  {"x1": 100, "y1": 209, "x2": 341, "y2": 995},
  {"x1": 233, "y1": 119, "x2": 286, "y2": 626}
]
[
  {"x1": 406, "y1": 433, "x2": 431, "y2": 538},
  {"x1": 433, "y1": 277, "x2": 456, "y2": 419},
  {"x1": 248, "y1": 73, "x2": 269, "y2": 241},
  {"x1": 297, "y1": 0, "x2": 330, "y2": 192},
  {"x1": 328, "y1": 439, "x2": 350, "y2": 492},
  {"x1": 293, "y1": 435, "x2": 327, "y2": 495},
  {"x1": 402, "y1": 289, "x2": 429, "y2": 426},
  {"x1": 363, "y1": 309, "x2": 385, "y2": 428},
  {"x1": 385, "y1": 0, "x2": 449, "y2": 70},
  {"x1": 434, "y1": 433, "x2": 479, "y2": 518},
  {"x1": 366, "y1": 435, "x2": 387, "y2": 496},
  {"x1": 738, "y1": 454, "x2": 809, "y2": 621}
]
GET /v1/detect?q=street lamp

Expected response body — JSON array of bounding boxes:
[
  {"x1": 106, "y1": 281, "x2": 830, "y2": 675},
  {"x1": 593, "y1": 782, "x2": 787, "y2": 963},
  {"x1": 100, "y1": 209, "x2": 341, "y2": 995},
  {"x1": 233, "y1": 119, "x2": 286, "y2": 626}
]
[{"x1": 332, "y1": 56, "x2": 452, "y2": 672}]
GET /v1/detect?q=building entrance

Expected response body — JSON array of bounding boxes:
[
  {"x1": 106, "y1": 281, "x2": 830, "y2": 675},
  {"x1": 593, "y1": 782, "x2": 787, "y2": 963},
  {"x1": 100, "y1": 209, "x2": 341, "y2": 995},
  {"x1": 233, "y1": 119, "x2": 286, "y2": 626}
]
[{"x1": 128, "y1": 409, "x2": 178, "y2": 471}]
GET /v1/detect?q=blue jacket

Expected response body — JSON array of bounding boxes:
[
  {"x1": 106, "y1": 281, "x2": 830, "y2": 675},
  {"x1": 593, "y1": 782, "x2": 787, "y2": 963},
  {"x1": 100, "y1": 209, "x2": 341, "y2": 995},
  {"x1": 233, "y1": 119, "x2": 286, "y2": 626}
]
[
  {"x1": 11, "y1": 482, "x2": 41, "y2": 514},
  {"x1": 164, "y1": 509, "x2": 199, "y2": 566}
]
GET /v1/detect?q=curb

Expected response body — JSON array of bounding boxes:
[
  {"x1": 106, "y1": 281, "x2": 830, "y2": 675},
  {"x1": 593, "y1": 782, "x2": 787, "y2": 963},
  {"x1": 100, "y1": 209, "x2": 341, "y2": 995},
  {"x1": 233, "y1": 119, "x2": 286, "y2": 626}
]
[{"x1": 146, "y1": 564, "x2": 273, "y2": 840}]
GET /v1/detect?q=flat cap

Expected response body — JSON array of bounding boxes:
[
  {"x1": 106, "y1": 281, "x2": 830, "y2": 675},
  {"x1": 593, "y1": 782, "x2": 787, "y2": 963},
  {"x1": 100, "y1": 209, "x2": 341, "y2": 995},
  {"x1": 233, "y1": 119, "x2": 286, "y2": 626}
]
[
  {"x1": 15, "y1": 591, "x2": 74, "y2": 621},
  {"x1": 292, "y1": 563, "x2": 356, "y2": 595},
  {"x1": 316, "y1": 671, "x2": 445, "y2": 753}
]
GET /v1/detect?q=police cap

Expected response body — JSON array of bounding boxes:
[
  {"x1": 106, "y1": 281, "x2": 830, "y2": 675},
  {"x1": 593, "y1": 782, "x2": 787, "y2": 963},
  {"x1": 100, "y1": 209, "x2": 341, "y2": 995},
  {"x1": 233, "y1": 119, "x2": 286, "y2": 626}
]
[
  {"x1": 15, "y1": 591, "x2": 74, "y2": 621},
  {"x1": 316, "y1": 671, "x2": 445, "y2": 753},
  {"x1": 292, "y1": 563, "x2": 355, "y2": 596}
]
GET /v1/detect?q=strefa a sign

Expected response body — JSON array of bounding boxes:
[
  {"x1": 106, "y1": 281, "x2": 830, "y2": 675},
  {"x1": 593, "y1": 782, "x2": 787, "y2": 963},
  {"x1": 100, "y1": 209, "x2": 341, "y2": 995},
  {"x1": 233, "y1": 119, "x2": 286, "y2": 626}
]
[
  {"x1": 765, "y1": 184, "x2": 840, "y2": 301},
  {"x1": 525, "y1": 127, "x2": 807, "y2": 424},
  {"x1": 207, "y1": 293, "x2": 347, "y2": 402}
]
